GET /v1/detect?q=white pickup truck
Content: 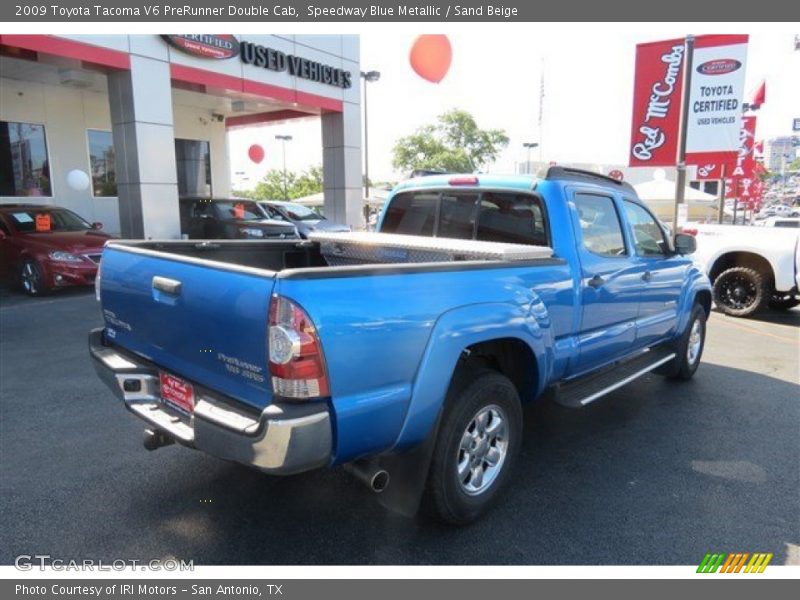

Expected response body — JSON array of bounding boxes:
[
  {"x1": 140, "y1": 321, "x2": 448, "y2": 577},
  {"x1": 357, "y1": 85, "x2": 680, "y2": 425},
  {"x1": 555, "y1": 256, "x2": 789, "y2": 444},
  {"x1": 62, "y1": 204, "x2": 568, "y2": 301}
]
[{"x1": 689, "y1": 224, "x2": 800, "y2": 317}]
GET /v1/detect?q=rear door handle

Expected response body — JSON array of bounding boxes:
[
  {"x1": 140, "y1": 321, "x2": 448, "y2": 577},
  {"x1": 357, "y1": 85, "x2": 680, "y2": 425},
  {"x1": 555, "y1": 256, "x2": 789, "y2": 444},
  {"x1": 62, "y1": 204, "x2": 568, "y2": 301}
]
[
  {"x1": 587, "y1": 274, "x2": 605, "y2": 288},
  {"x1": 152, "y1": 276, "x2": 182, "y2": 295},
  {"x1": 642, "y1": 271, "x2": 652, "y2": 282}
]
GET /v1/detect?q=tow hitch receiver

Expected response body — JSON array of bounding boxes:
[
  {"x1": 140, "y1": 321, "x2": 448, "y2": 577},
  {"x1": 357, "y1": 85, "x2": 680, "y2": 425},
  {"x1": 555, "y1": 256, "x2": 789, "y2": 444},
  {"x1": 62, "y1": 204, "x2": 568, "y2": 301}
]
[{"x1": 143, "y1": 428, "x2": 175, "y2": 451}]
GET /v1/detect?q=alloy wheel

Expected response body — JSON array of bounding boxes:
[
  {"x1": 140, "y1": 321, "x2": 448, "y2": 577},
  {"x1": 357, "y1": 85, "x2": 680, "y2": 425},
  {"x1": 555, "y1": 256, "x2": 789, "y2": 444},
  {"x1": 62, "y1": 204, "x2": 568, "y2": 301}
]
[{"x1": 456, "y1": 404, "x2": 509, "y2": 496}]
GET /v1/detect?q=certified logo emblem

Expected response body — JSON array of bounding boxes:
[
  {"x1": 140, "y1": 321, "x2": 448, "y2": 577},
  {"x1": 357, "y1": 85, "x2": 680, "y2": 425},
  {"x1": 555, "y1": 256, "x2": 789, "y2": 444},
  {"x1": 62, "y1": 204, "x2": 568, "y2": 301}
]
[
  {"x1": 696, "y1": 59, "x2": 741, "y2": 76},
  {"x1": 162, "y1": 35, "x2": 239, "y2": 60}
]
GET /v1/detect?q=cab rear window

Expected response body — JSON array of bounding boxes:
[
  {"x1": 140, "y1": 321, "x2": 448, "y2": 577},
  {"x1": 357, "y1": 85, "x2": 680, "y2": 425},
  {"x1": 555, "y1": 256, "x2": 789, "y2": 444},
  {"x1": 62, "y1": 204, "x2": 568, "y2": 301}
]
[
  {"x1": 382, "y1": 190, "x2": 548, "y2": 246},
  {"x1": 381, "y1": 192, "x2": 437, "y2": 236}
]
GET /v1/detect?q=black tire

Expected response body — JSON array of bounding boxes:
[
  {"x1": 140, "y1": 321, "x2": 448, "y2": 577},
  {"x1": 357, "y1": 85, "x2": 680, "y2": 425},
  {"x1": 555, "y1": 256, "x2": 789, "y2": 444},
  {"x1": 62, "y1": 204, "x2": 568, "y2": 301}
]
[
  {"x1": 422, "y1": 368, "x2": 522, "y2": 525},
  {"x1": 656, "y1": 304, "x2": 707, "y2": 380},
  {"x1": 712, "y1": 266, "x2": 769, "y2": 317},
  {"x1": 768, "y1": 293, "x2": 800, "y2": 311},
  {"x1": 18, "y1": 259, "x2": 48, "y2": 297}
]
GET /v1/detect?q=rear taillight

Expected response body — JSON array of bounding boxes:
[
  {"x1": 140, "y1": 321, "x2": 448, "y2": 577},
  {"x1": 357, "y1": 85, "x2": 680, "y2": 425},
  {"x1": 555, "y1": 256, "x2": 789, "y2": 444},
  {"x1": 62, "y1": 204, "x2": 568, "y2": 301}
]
[{"x1": 268, "y1": 295, "x2": 330, "y2": 399}]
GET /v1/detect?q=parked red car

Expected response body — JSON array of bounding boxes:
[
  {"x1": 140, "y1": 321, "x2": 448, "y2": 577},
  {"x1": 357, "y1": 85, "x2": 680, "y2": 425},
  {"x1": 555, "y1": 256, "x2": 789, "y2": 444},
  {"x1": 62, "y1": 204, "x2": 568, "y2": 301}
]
[{"x1": 0, "y1": 204, "x2": 114, "y2": 296}]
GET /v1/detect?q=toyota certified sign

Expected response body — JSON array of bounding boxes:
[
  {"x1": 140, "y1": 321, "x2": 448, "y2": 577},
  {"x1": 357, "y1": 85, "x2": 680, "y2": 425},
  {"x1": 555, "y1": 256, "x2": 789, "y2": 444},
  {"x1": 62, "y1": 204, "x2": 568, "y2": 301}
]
[
  {"x1": 696, "y1": 59, "x2": 742, "y2": 76},
  {"x1": 163, "y1": 35, "x2": 239, "y2": 59},
  {"x1": 685, "y1": 34, "x2": 749, "y2": 168}
]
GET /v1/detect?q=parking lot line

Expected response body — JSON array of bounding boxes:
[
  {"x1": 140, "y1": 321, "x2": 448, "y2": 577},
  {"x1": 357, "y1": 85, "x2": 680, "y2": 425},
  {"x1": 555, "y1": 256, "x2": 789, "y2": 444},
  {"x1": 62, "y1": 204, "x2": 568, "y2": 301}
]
[{"x1": 712, "y1": 315, "x2": 799, "y2": 344}]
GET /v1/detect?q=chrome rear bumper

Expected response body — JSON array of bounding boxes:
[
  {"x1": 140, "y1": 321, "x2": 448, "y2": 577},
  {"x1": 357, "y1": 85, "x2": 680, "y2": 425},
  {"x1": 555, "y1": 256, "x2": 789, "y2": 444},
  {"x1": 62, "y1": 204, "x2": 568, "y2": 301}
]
[{"x1": 88, "y1": 328, "x2": 332, "y2": 475}]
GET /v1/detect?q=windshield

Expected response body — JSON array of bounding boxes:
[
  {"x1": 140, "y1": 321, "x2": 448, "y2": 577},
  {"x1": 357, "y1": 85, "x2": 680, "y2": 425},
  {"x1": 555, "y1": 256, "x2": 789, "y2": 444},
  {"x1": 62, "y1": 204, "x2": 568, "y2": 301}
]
[
  {"x1": 213, "y1": 201, "x2": 264, "y2": 221},
  {"x1": 277, "y1": 203, "x2": 322, "y2": 221},
  {"x1": 8, "y1": 208, "x2": 91, "y2": 233}
]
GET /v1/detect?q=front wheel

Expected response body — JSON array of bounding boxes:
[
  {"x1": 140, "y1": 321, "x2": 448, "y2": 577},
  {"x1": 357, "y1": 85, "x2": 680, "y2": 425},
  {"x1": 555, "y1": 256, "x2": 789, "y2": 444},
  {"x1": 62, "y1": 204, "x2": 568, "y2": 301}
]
[
  {"x1": 712, "y1": 266, "x2": 769, "y2": 317},
  {"x1": 19, "y1": 259, "x2": 48, "y2": 297},
  {"x1": 422, "y1": 369, "x2": 522, "y2": 525},
  {"x1": 656, "y1": 304, "x2": 707, "y2": 380}
]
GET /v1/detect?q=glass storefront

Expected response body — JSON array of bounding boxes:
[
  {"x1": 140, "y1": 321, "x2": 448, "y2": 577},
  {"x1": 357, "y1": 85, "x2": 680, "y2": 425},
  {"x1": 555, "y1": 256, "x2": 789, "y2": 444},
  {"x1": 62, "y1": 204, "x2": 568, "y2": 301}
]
[
  {"x1": 87, "y1": 129, "x2": 117, "y2": 197},
  {"x1": 0, "y1": 121, "x2": 51, "y2": 197},
  {"x1": 175, "y1": 138, "x2": 212, "y2": 198}
]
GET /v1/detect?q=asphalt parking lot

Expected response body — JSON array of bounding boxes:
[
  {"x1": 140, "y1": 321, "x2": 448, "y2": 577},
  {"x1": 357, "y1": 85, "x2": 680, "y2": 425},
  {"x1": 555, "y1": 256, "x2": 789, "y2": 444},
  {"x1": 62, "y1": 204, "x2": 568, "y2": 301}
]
[{"x1": 1, "y1": 285, "x2": 798, "y2": 566}]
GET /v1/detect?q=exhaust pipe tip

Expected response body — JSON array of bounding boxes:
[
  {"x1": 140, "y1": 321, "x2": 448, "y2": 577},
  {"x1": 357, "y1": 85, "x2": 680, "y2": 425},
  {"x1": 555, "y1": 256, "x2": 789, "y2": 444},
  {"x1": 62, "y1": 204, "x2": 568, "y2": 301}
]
[
  {"x1": 370, "y1": 470, "x2": 390, "y2": 493},
  {"x1": 344, "y1": 461, "x2": 390, "y2": 493}
]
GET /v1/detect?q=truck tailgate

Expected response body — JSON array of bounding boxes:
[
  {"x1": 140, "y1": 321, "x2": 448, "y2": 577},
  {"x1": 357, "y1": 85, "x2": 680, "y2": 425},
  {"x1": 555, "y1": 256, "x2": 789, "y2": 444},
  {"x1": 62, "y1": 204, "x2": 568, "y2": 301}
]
[{"x1": 99, "y1": 245, "x2": 275, "y2": 409}]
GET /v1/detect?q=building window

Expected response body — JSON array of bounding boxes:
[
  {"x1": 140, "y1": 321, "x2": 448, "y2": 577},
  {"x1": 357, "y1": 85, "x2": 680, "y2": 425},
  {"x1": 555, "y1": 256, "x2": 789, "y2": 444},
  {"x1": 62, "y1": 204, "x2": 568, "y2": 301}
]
[
  {"x1": 0, "y1": 121, "x2": 51, "y2": 197},
  {"x1": 175, "y1": 138, "x2": 212, "y2": 198},
  {"x1": 87, "y1": 130, "x2": 117, "y2": 197}
]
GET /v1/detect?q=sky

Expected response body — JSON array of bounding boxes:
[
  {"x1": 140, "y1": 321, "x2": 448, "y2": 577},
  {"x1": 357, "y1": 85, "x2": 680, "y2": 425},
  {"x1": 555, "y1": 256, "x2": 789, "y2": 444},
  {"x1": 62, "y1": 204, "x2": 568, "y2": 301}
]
[{"x1": 228, "y1": 29, "x2": 800, "y2": 190}]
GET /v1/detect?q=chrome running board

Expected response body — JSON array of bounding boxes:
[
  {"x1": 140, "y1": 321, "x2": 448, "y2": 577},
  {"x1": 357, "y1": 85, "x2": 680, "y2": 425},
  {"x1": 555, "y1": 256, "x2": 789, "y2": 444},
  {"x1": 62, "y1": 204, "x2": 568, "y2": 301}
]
[{"x1": 555, "y1": 347, "x2": 676, "y2": 408}]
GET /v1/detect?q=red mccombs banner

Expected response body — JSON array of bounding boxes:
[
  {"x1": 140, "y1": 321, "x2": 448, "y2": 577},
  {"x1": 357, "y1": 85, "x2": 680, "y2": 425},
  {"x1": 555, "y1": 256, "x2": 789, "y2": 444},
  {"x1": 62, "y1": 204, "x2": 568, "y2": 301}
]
[
  {"x1": 629, "y1": 38, "x2": 686, "y2": 167},
  {"x1": 629, "y1": 34, "x2": 749, "y2": 169}
]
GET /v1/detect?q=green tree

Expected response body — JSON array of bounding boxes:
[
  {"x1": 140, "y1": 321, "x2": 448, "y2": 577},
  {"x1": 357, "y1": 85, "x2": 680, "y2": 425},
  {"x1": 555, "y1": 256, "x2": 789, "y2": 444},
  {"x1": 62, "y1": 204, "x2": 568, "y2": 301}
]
[
  {"x1": 235, "y1": 165, "x2": 324, "y2": 201},
  {"x1": 788, "y1": 157, "x2": 800, "y2": 171},
  {"x1": 392, "y1": 109, "x2": 509, "y2": 174}
]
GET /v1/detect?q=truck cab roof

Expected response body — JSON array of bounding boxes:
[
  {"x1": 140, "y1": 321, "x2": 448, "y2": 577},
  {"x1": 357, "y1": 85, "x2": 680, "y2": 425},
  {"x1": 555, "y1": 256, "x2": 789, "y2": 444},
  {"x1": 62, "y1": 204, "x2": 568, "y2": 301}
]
[{"x1": 393, "y1": 167, "x2": 638, "y2": 198}]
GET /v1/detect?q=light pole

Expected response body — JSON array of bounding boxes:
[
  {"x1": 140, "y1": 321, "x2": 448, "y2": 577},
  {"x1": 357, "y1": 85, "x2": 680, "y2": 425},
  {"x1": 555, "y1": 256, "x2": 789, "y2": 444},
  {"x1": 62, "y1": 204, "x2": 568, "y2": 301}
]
[
  {"x1": 361, "y1": 70, "x2": 381, "y2": 201},
  {"x1": 274, "y1": 134, "x2": 292, "y2": 201},
  {"x1": 522, "y1": 142, "x2": 539, "y2": 174}
]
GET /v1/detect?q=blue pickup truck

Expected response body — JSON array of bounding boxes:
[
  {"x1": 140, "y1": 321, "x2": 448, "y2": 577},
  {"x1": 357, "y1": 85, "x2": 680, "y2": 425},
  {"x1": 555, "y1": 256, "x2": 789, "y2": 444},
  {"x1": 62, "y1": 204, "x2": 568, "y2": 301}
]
[{"x1": 90, "y1": 168, "x2": 711, "y2": 524}]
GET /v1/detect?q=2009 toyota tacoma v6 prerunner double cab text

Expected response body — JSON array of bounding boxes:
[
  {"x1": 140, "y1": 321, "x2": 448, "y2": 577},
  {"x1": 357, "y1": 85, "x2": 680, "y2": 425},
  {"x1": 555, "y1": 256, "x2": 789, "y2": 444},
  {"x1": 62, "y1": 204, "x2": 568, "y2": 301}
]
[{"x1": 90, "y1": 168, "x2": 711, "y2": 524}]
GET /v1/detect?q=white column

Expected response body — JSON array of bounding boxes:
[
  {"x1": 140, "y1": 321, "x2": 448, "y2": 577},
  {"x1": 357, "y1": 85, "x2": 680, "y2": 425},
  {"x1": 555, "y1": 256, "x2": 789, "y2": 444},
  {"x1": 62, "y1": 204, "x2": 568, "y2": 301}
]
[
  {"x1": 107, "y1": 55, "x2": 180, "y2": 239},
  {"x1": 321, "y1": 100, "x2": 363, "y2": 228}
]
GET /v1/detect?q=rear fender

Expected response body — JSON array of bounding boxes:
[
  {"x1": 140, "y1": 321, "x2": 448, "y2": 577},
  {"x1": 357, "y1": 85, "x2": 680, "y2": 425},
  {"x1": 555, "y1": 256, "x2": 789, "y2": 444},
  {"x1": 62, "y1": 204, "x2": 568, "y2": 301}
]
[{"x1": 392, "y1": 298, "x2": 552, "y2": 451}]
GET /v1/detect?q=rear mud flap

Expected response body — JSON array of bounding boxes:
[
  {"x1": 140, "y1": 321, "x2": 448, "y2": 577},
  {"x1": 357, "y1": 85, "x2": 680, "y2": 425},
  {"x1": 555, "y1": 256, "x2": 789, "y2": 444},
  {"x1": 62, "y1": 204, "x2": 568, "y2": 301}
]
[{"x1": 373, "y1": 414, "x2": 442, "y2": 518}]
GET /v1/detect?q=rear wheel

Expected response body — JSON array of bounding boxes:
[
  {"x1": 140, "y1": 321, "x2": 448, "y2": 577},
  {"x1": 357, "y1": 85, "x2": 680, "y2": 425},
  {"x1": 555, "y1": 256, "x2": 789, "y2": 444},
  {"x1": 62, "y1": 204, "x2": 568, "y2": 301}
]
[
  {"x1": 768, "y1": 293, "x2": 799, "y2": 311},
  {"x1": 422, "y1": 369, "x2": 522, "y2": 525},
  {"x1": 712, "y1": 267, "x2": 768, "y2": 317},
  {"x1": 19, "y1": 259, "x2": 48, "y2": 297}
]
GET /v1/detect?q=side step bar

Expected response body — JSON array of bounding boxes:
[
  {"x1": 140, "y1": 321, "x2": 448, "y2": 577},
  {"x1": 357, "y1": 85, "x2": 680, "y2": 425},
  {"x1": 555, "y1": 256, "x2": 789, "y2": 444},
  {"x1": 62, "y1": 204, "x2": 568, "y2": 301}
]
[{"x1": 555, "y1": 347, "x2": 676, "y2": 408}]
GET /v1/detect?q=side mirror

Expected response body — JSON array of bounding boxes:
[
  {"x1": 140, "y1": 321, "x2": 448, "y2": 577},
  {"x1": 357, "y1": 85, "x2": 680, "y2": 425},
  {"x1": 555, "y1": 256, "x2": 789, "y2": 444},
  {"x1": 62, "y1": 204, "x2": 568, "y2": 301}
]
[
  {"x1": 91, "y1": 222, "x2": 103, "y2": 230},
  {"x1": 674, "y1": 233, "x2": 697, "y2": 255}
]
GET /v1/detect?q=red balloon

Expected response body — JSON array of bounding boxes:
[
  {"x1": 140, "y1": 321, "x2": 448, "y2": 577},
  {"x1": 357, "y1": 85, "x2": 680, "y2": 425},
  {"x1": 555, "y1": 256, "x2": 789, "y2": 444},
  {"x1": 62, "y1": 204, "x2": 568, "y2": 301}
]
[
  {"x1": 248, "y1": 144, "x2": 264, "y2": 164},
  {"x1": 409, "y1": 35, "x2": 452, "y2": 83}
]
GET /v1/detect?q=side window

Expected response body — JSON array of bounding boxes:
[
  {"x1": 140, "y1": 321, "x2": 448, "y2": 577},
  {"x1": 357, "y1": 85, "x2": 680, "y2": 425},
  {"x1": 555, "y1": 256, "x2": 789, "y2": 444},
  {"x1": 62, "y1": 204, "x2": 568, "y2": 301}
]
[
  {"x1": 381, "y1": 192, "x2": 437, "y2": 236},
  {"x1": 623, "y1": 200, "x2": 668, "y2": 256},
  {"x1": 574, "y1": 194, "x2": 627, "y2": 257},
  {"x1": 190, "y1": 201, "x2": 206, "y2": 218},
  {"x1": 270, "y1": 207, "x2": 288, "y2": 221},
  {"x1": 476, "y1": 192, "x2": 547, "y2": 246},
  {"x1": 437, "y1": 193, "x2": 479, "y2": 240}
]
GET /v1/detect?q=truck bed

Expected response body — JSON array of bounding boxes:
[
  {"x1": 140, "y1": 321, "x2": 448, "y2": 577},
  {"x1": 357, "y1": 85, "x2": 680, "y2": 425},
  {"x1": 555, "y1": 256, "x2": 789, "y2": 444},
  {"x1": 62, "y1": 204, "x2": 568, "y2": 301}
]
[
  {"x1": 109, "y1": 232, "x2": 554, "y2": 275},
  {"x1": 97, "y1": 235, "x2": 563, "y2": 414}
]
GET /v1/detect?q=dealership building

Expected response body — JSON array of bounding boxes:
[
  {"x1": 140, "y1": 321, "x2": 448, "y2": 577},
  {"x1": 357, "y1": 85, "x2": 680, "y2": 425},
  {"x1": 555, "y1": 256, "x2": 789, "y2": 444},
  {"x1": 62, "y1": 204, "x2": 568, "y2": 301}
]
[{"x1": 0, "y1": 34, "x2": 362, "y2": 237}]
